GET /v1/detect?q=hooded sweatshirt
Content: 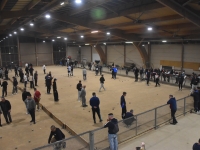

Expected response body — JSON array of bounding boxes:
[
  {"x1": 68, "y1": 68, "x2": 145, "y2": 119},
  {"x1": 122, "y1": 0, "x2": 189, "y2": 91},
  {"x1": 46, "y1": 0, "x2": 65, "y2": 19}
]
[
  {"x1": 104, "y1": 118, "x2": 118, "y2": 134},
  {"x1": 167, "y1": 97, "x2": 177, "y2": 111}
]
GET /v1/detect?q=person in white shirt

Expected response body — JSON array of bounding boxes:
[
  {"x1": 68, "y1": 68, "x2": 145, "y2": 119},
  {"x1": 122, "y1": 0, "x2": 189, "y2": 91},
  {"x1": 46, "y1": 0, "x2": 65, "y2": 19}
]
[
  {"x1": 28, "y1": 75, "x2": 34, "y2": 88},
  {"x1": 43, "y1": 65, "x2": 46, "y2": 74},
  {"x1": 25, "y1": 63, "x2": 28, "y2": 68},
  {"x1": 67, "y1": 66, "x2": 71, "y2": 77},
  {"x1": 155, "y1": 73, "x2": 160, "y2": 87},
  {"x1": 24, "y1": 74, "x2": 28, "y2": 88},
  {"x1": 83, "y1": 67, "x2": 87, "y2": 80}
]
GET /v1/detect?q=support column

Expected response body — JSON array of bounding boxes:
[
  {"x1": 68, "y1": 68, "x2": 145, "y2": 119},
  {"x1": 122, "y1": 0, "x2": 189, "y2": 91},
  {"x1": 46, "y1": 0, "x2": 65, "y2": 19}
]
[
  {"x1": 105, "y1": 45, "x2": 107, "y2": 64},
  {"x1": 181, "y1": 41, "x2": 184, "y2": 72},
  {"x1": 147, "y1": 42, "x2": 151, "y2": 68},
  {"x1": 124, "y1": 44, "x2": 126, "y2": 64},
  {"x1": 17, "y1": 36, "x2": 21, "y2": 66},
  {"x1": 51, "y1": 42, "x2": 54, "y2": 65},
  {"x1": 34, "y1": 38, "x2": 38, "y2": 66}
]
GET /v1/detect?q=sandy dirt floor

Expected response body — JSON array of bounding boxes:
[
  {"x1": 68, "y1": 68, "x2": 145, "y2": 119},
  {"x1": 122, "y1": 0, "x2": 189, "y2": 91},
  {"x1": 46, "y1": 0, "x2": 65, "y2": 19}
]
[{"x1": 8, "y1": 66, "x2": 190, "y2": 134}]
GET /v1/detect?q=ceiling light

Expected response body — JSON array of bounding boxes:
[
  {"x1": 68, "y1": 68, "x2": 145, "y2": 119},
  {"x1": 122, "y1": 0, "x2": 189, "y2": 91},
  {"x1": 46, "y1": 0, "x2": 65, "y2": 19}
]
[
  {"x1": 80, "y1": 35, "x2": 84, "y2": 38},
  {"x1": 142, "y1": 45, "x2": 145, "y2": 46},
  {"x1": 52, "y1": 39, "x2": 55, "y2": 42},
  {"x1": 94, "y1": 45, "x2": 96, "y2": 47},
  {"x1": 14, "y1": 31, "x2": 17, "y2": 34},
  {"x1": 60, "y1": 2, "x2": 64, "y2": 5},
  {"x1": 79, "y1": 45, "x2": 81, "y2": 47},
  {"x1": 147, "y1": 27, "x2": 152, "y2": 31},
  {"x1": 57, "y1": 37, "x2": 61, "y2": 39},
  {"x1": 9, "y1": 34, "x2": 12, "y2": 36},
  {"x1": 64, "y1": 38, "x2": 67, "y2": 40},
  {"x1": 106, "y1": 32, "x2": 110, "y2": 35},
  {"x1": 9, "y1": 53, "x2": 11, "y2": 54},
  {"x1": 3, "y1": 38, "x2": 5, "y2": 39},
  {"x1": 30, "y1": 23, "x2": 34, "y2": 26},
  {"x1": 125, "y1": 41, "x2": 133, "y2": 44},
  {"x1": 45, "y1": 14, "x2": 51, "y2": 19},
  {"x1": 75, "y1": 0, "x2": 82, "y2": 4},
  {"x1": 91, "y1": 30, "x2": 98, "y2": 33},
  {"x1": 20, "y1": 28, "x2": 24, "y2": 31},
  {"x1": 103, "y1": 43, "x2": 106, "y2": 45},
  {"x1": 6, "y1": 36, "x2": 8, "y2": 38},
  {"x1": 43, "y1": 41, "x2": 45, "y2": 43},
  {"x1": 162, "y1": 40, "x2": 167, "y2": 43},
  {"x1": 85, "y1": 44, "x2": 90, "y2": 45}
]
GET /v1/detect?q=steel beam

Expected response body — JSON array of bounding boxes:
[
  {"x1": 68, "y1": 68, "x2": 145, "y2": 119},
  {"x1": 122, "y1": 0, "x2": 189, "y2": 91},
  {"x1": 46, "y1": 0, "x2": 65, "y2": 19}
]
[{"x1": 0, "y1": 0, "x2": 8, "y2": 10}]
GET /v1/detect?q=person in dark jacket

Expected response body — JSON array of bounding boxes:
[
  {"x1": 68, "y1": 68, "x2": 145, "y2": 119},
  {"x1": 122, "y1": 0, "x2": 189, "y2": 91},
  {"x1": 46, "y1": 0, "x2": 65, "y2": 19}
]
[
  {"x1": 167, "y1": 95, "x2": 177, "y2": 125},
  {"x1": 0, "y1": 105, "x2": 2, "y2": 126},
  {"x1": 193, "y1": 138, "x2": 200, "y2": 150},
  {"x1": 48, "y1": 125, "x2": 65, "y2": 144},
  {"x1": 25, "y1": 67, "x2": 29, "y2": 76},
  {"x1": 19, "y1": 70, "x2": 24, "y2": 83},
  {"x1": 191, "y1": 88, "x2": 199, "y2": 113},
  {"x1": 146, "y1": 70, "x2": 151, "y2": 86},
  {"x1": 178, "y1": 72, "x2": 184, "y2": 91},
  {"x1": 34, "y1": 71, "x2": 38, "y2": 86},
  {"x1": 22, "y1": 88, "x2": 29, "y2": 114},
  {"x1": 120, "y1": 92, "x2": 127, "y2": 119},
  {"x1": 99, "y1": 75, "x2": 105, "y2": 92},
  {"x1": 134, "y1": 67, "x2": 139, "y2": 82},
  {"x1": 29, "y1": 66, "x2": 34, "y2": 76},
  {"x1": 14, "y1": 65, "x2": 18, "y2": 77},
  {"x1": 46, "y1": 76, "x2": 53, "y2": 94},
  {"x1": 0, "y1": 97, "x2": 12, "y2": 124},
  {"x1": 104, "y1": 113, "x2": 119, "y2": 150},
  {"x1": 4, "y1": 69, "x2": 8, "y2": 80},
  {"x1": 140, "y1": 67, "x2": 143, "y2": 81},
  {"x1": 90, "y1": 92, "x2": 102, "y2": 124},
  {"x1": 111, "y1": 67, "x2": 114, "y2": 79},
  {"x1": 1, "y1": 79, "x2": 8, "y2": 97},
  {"x1": 99, "y1": 66, "x2": 102, "y2": 75},
  {"x1": 76, "y1": 81, "x2": 82, "y2": 101},
  {"x1": 12, "y1": 77, "x2": 18, "y2": 95},
  {"x1": 53, "y1": 78, "x2": 59, "y2": 101},
  {"x1": 123, "y1": 109, "x2": 135, "y2": 126},
  {"x1": 191, "y1": 75, "x2": 199, "y2": 91},
  {"x1": 25, "y1": 93, "x2": 36, "y2": 124}
]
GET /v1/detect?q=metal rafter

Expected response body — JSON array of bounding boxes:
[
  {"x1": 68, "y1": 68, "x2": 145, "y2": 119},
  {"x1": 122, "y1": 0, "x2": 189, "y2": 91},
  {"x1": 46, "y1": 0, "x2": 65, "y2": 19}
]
[{"x1": 0, "y1": 0, "x2": 8, "y2": 10}]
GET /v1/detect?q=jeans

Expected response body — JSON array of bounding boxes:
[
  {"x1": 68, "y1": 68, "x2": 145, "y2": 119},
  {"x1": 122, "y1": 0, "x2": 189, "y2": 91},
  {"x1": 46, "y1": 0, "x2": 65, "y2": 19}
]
[
  {"x1": 3, "y1": 111, "x2": 12, "y2": 123},
  {"x1": 28, "y1": 108, "x2": 35, "y2": 122},
  {"x1": 12, "y1": 86, "x2": 18, "y2": 94},
  {"x1": 78, "y1": 91, "x2": 81, "y2": 100},
  {"x1": 108, "y1": 134, "x2": 118, "y2": 150},
  {"x1": 24, "y1": 101, "x2": 29, "y2": 114}
]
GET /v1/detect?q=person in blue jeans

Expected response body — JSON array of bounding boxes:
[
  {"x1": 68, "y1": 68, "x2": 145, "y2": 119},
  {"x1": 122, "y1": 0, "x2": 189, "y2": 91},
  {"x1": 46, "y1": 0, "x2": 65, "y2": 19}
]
[{"x1": 104, "y1": 113, "x2": 119, "y2": 150}]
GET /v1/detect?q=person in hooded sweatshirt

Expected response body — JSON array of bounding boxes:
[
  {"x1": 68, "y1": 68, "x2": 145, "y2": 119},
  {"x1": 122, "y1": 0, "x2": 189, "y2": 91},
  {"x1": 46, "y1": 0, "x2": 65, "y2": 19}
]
[
  {"x1": 104, "y1": 113, "x2": 119, "y2": 150},
  {"x1": 167, "y1": 95, "x2": 178, "y2": 125},
  {"x1": 193, "y1": 138, "x2": 200, "y2": 150}
]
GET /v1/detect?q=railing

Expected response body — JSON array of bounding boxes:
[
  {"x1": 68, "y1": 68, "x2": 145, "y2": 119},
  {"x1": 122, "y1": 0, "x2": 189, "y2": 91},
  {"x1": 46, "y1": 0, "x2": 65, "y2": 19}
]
[{"x1": 33, "y1": 96, "x2": 193, "y2": 150}]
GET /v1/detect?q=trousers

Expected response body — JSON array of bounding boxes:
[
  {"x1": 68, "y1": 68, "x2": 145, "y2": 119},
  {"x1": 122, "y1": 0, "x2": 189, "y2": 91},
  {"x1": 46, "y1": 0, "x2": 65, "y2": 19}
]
[
  {"x1": 108, "y1": 134, "x2": 118, "y2": 150},
  {"x1": 99, "y1": 83, "x2": 105, "y2": 91},
  {"x1": 28, "y1": 108, "x2": 35, "y2": 122},
  {"x1": 3, "y1": 111, "x2": 12, "y2": 123},
  {"x1": 92, "y1": 107, "x2": 102, "y2": 122}
]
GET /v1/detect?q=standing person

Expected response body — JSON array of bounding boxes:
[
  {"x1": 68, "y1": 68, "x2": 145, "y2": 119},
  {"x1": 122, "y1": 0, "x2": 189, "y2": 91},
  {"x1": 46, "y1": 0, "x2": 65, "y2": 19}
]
[
  {"x1": 190, "y1": 88, "x2": 199, "y2": 113},
  {"x1": 1, "y1": 79, "x2": 8, "y2": 97},
  {"x1": 67, "y1": 65, "x2": 71, "y2": 77},
  {"x1": 25, "y1": 67, "x2": 29, "y2": 76},
  {"x1": 82, "y1": 68, "x2": 87, "y2": 80},
  {"x1": 155, "y1": 73, "x2": 160, "y2": 87},
  {"x1": 113, "y1": 66, "x2": 118, "y2": 79},
  {"x1": 140, "y1": 67, "x2": 143, "y2": 81},
  {"x1": 89, "y1": 92, "x2": 102, "y2": 123},
  {"x1": 0, "y1": 105, "x2": 2, "y2": 127},
  {"x1": 53, "y1": 78, "x2": 59, "y2": 101},
  {"x1": 95, "y1": 65, "x2": 99, "y2": 76},
  {"x1": 48, "y1": 125, "x2": 65, "y2": 144},
  {"x1": 19, "y1": 70, "x2": 24, "y2": 83},
  {"x1": 99, "y1": 75, "x2": 106, "y2": 92},
  {"x1": 22, "y1": 88, "x2": 29, "y2": 114},
  {"x1": 120, "y1": 92, "x2": 127, "y2": 119},
  {"x1": 34, "y1": 71, "x2": 38, "y2": 86},
  {"x1": 167, "y1": 95, "x2": 178, "y2": 125},
  {"x1": 111, "y1": 67, "x2": 114, "y2": 79},
  {"x1": 29, "y1": 66, "x2": 34, "y2": 76},
  {"x1": 5, "y1": 69, "x2": 8, "y2": 80},
  {"x1": 0, "y1": 97, "x2": 12, "y2": 124},
  {"x1": 71, "y1": 65, "x2": 73, "y2": 76},
  {"x1": 25, "y1": 93, "x2": 36, "y2": 124},
  {"x1": 29, "y1": 74, "x2": 34, "y2": 89},
  {"x1": 12, "y1": 77, "x2": 18, "y2": 95},
  {"x1": 24, "y1": 73, "x2": 28, "y2": 88},
  {"x1": 99, "y1": 66, "x2": 102, "y2": 75},
  {"x1": 43, "y1": 65, "x2": 46, "y2": 74},
  {"x1": 103, "y1": 113, "x2": 119, "y2": 150},
  {"x1": 34, "y1": 88, "x2": 41, "y2": 111},
  {"x1": 14, "y1": 65, "x2": 18, "y2": 77},
  {"x1": 191, "y1": 75, "x2": 199, "y2": 91},
  {"x1": 80, "y1": 85, "x2": 87, "y2": 107},
  {"x1": 0, "y1": 67, "x2": 3, "y2": 79},
  {"x1": 46, "y1": 76, "x2": 52, "y2": 94},
  {"x1": 193, "y1": 139, "x2": 200, "y2": 150},
  {"x1": 178, "y1": 72, "x2": 184, "y2": 91},
  {"x1": 146, "y1": 70, "x2": 150, "y2": 86},
  {"x1": 76, "y1": 81, "x2": 82, "y2": 101},
  {"x1": 134, "y1": 67, "x2": 139, "y2": 82}
]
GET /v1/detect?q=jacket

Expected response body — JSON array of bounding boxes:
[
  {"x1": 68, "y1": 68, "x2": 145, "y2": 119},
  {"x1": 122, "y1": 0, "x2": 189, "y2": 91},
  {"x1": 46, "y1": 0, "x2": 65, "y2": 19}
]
[
  {"x1": 48, "y1": 128, "x2": 65, "y2": 144},
  {"x1": 25, "y1": 98, "x2": 36, "y2": 110},
  {"x1": 34, "y1": 91, "x2": 41, "y2": 102},
  {"x1": 167, "y1": 98, "x2": 177, "y2": 111},
  {"x1": 104, "y1": 118, "x2": 118, "y2": 134},
  {"x1": 120, "y1": 95, "x2": 126, "y2": 108},
  {"x1": 90, "y1": 96, "x2": 100, "y2": 108},
  {"x1": 1, "y1": 81, "x2": 8, "y2": 88},
  {"x1": 191, "y1": 90, "x2": 199, "y2": 102},
  {"x1": 82, "y1": 69, "x2": 87, "y2": 75},
  {"x1": 193, "y1": 143, "x2": 200, "y2": 150},
  {"x1": 13, "y1": 79, "x2": 18, "y2": 86},
  {"x1": 100, "y1": 77, "x2": 105, "y2": 83},
  {"x1": 76, "y1": 83, "x2": 82, "y2": 91},
  {"x1": 22, "y1": 91, "x2": 29, "y2": 101},
  {"x1": 80, "y1": 88, "x2": 86, "y2": 97},
  {"x1": 53, "y1": 82, "x2": 57, "y2": 91},
  {"x1": 191, "y1": 77, "x2": 199, "y2": 85},
  {"x1": 0, "y1": 100, "x2": 11, "y2": 112},
  {"x1": 178, "y1": 75, "x2": 184, "y2": 82}
]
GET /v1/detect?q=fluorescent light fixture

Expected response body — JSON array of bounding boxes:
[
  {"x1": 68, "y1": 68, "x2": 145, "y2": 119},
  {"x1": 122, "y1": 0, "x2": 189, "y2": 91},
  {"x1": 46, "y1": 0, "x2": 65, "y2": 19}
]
[
  {"x1": 43, "y1": 41, "x2": 45, "y2": 43},
  {"x1": 3, "y1": 38, "x2": 5, "y2": 39},
  {"x1": 9, "y1": 34, "x2": 12, "y2": 36},
  {"x1": 6, "y1": 36, "x2": 8, "y2": 38},
  {"x1": 64, "y1": 38, "x2": 67, "y2": 40},
  {"x1": 91, "y1": 30, "x2": 99, "y2": 33},
  {"x1": 94, "y1": 45, "x2": 96, "y2": 47},
  {"x1": 20, "y1": 28, "x2": 24, "y2": 31},
  {"x1": 80, "y1": 35, "x2": 84, "y2": 38},
  {"x1": 57, "y1": 37, "x2": 61, "y2": 38},
  {"x1": 75, "y1": 0, "x2": 82, "y2": 4},
  {"x1": 142, "y1": 45, "x2": 145, "y2": 46},
  {"x1": 85, "y1": 44, "x2": 90, "y2": 45},
  {"x1": 45, "y1": 14, "x2": 51, "y2": 19},
  {"x1": 9, "y1": 53, "x2": 11, "y2": 54},
  {"x1": 79, "y1": 45, "x2": 81, "y2": 47},
  {"x1": 125, "y1": 41, "x2": 133, "y2": 44},
  {"x1": 60, "y1": 2, "x2": 64, "y2": 5},
  {"x1": 162, "y1": 40, "x2": 167, "y2": 43},
  {"x1": 30, "y1": 23, "x2": 34, "y2": 26},
  {"x1": 52, "y1": 39, "x2": 55, "y2": 42},
  {"x1": 106, "y1": 32, "x2": 110, "y2": 35},
  {"x1": 103, "y1": 43, "x2": 106, "y2": 45},
  {"x1": 147, "y1": 27, "x2": 152, "y2": 31},
  {"x1": 14, "y1": 31, "x2": 17, "y2": 34}
]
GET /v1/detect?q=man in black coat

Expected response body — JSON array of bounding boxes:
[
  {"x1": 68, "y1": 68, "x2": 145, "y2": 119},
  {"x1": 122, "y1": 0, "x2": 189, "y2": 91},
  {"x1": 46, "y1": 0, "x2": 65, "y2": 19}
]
[
  {"x1": 191, "y1": 88, "x2": 200, "y2": 113},
  {"x1": 46, "y1": 76, "x2": 53, "y2": 94},
  {"x1": 146, "y1": 70, "x2": 151, "y2": 86},
  {"x1": 134, "y1": 67, "x2": 139, "y2": 82},
  {"x1": 178, "y1": 72, "x2": 184, "y2": 91},
  {"x1": 99, "y1": 75, "x2": 105, "y2": 92},
  {"x1": 5, "y1": 69, "x2": 8, "y2": 80},
  {"x1": 0, "y1": 97, "x2": 12, "y2": 124},
  {"x1": 191, "y1": 75, "x2": 199, "y2": 91},
  {"x1": 48, "y1": 125, "x2": 65, "y2": 144},
  {"x1": 76, "y1": 80, "x2": 82, "y2": 101},
  {"x1": 14, "y1": 65, "x2": 18, "y2": 77},
  {"x1": 22, "y1": 88, "x2": 29, "y2": 114},
  {"x1": 120, "y1": 92, "x2": 127, "y2": 119},
  {"x1": 53, "y1": 78, "x2": 59, "y2": 101},
  {"x1": 34, "y1": 71, "x2": 38, "y2": 86},
  {"x1": 1, "y1": 79, "x2": 8, "y2": 97},
  {"x1": 12, "y1": 77, "x2": 18, "y2": 95}
]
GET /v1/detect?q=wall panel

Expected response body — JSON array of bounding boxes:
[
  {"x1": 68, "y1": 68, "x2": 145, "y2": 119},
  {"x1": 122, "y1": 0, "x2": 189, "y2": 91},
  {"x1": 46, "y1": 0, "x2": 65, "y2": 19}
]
[
  {"x1": 81, "y1": 46, "x2": 92, "y2": 62},
  {"x1": 67, "y1": 46, "x2": 79, "y2": 61},
  {"x1": 92, "y1": 47, "x2": 100, "y2": 62},
  {"x1": 107, "y1": 45, "x2": 124, "y2": 66}
]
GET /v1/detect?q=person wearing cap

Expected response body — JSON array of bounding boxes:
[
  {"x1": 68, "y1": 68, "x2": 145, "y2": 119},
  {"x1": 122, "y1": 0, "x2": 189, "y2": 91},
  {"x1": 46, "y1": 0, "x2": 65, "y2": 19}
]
[
  {"x1": 0, "y1": 97, "x2": 12, "y2": 124},
  {"x1": 22, "y1": 88, "x2": 30, "y2": 114},
  {"x1": 89, "y1": 92, "x2": 102, "y2": 123},
  {"x1": 34, "y1": 88, "x2": 41, "y2": 110},
  {"x1": 25, "y1": 93, "x2": 36, "y2": 124},
  {"x1": 120, "y1": 92, "x2": 127, "y2": 119},
  {"x1": 53, "y1": 78, "x2": 59, "y2": 101},
  {"x1": 76, "y1": 81, "x2": 82, "y2": 101},
  {"x1": 104, "y1": 113, "x2": 119, "y2": 150},
  {"x1": 80, "y1": 85, "x2": 87, "y2": 107},
  {"x1": 12, "y1": 77, "x2": 18, "y2": 95},
  {"x1": 1, "y1": 79, "x2": 8, "y2": 97}
]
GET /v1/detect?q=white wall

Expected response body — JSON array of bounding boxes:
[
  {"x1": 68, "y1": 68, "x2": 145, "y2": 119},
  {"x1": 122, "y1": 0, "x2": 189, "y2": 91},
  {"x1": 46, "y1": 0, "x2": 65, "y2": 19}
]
[
  {"x1": 107, "y1": 45, "x2": 124, "y2": 66},
  {"x1": 81, "y1": 46, "x2": 92, "y2": 62},
  {"x1": 20, "y1": 43, "x2": 36, "y2": 65}
]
